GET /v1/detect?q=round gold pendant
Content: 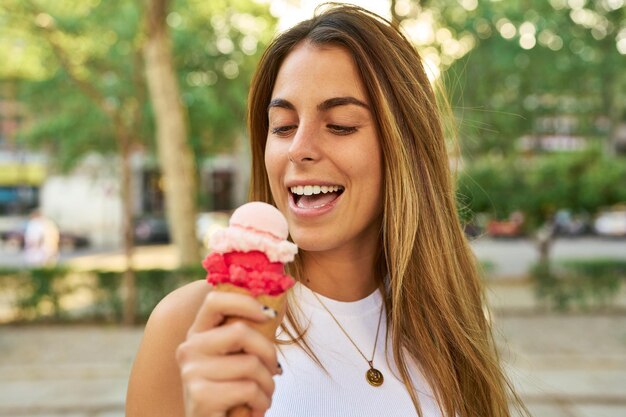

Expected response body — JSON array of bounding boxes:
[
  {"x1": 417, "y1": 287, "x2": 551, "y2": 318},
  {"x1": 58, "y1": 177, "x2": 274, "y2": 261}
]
[{"x1": 366, "y1": 367, "x2": 384, "y2": 387}]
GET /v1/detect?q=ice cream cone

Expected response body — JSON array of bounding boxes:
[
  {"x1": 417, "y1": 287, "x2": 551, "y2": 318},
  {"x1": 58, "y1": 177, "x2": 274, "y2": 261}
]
[
  {"x1": 202, "y1": 202, "x2": 297, "y2": 417},
  {"x1": 214, "y1": 283, "x2": 287, "y2": 417},
  {"x1": 216, "y1": 283, "x2": 288, "y2": 339}
]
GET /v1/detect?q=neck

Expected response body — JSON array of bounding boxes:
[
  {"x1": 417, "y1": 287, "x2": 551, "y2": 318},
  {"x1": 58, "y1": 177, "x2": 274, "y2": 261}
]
[{"x1": 299, "y1": 247, "x2": 380, "y2": 302}]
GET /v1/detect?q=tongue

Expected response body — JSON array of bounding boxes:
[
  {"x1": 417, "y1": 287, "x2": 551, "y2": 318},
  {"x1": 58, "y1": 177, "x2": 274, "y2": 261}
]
[{"x1": 297, "y1": 192, "x2": 339, "y2": 208}]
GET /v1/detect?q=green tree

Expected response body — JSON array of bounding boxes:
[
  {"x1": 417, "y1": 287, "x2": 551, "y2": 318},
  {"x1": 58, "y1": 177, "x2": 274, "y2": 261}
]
[
  {"x1": 171, "y1": 0, "x2": 277, "y2": 158},
  {"x1": 437, "y1": 0, "x2": 626, "y2": 156},
  {"x1": 393, "y1": 0, "x2": 625, "y2": 271},
  {"x1": 391, "y1": 0, "x2": 625, "y2": 156},
  {"x1": 1, "y1": 0, "x2": 148, "y2": 324},
  {"x1": 458, "y1": 151, "x2": 626, "y2": 265},
  {"x1": 0, "y1": 0, "x2": 276, "y2": 323}
]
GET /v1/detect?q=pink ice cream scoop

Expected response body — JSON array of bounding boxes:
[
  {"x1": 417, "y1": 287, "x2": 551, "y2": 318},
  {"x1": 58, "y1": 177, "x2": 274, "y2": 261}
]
[{"x1": 202, "y1": 201, "x2": 298, "y2": 296}]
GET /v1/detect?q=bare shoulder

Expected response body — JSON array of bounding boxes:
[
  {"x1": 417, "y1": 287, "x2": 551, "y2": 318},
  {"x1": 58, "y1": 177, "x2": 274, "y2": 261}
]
[
  {"x1": 126, "y1": 279, "x2": 210, "y2": 417},
  {"x1": 149, "y1": 279, "x2": 211, "y2": 327}
]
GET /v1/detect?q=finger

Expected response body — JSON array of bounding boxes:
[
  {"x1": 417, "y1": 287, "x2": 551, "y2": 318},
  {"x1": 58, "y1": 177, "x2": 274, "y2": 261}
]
[
  {"x1": 226, "y1": 380, "x2": 273, "y2": 413},
  {"x1": 179, "y1": 354, "x2": 276, "y2": 398},
  {"x1": 189, "y1": 290, "x2": 274, "y2": 334},
  {"x1": 185, "y1": 379, "x2": 272, "y2": 414},
  {"x1": 179, "y1": 321, "x2": 279, "y2": 374}
]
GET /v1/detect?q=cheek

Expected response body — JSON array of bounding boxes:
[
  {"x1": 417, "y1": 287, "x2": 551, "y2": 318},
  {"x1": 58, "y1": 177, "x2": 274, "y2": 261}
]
[
  {"x1": 361, "y1": 143, "x2": 384, "y2": 207},
  {"x1": 264, "y1": 139, "x2": 286, "y2": 195},
  {"x1": 264, "y1": 139, "x2": 280, "y2": 174},
  {"x1": 354, "y1": 138, "x2": 383, "y2": 185}
]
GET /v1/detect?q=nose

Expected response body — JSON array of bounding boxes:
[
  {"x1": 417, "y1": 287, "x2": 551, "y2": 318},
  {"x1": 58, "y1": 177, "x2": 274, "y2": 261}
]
[{"x1": 287, "y1": 122, "x2": 320, "y2": 164}]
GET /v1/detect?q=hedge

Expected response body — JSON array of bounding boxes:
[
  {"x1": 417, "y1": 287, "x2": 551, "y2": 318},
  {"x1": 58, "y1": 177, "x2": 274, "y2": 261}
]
[
  {"x1": 532, "y1": 259, "x2": 626, "y2": 311},
  {"x1": 0, "y1": 266, "x2": 204, "y2": 324},
  {"x1": 2, "y1": 258, "x2": 624, "y2": 323}
]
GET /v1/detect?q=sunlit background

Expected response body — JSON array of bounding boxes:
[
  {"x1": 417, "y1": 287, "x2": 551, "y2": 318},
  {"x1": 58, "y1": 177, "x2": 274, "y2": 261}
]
[{"x1": 0, "y1": 1, "x2": 625, "y2": 416}]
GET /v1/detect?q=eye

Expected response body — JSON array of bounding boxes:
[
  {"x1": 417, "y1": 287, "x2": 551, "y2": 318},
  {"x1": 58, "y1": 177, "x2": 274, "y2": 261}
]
[
  {"x1": 327, "y1": 124, "x2": 357, "y2": 135},
  {"x1": 270, "y1": 125, "x2": 297, "y2": 137}
]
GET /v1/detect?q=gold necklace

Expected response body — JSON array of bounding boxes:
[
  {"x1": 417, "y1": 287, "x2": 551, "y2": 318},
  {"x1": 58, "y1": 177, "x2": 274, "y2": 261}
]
[{"x1": 311, "y1": 290, "x2": 385, "y2": 387}]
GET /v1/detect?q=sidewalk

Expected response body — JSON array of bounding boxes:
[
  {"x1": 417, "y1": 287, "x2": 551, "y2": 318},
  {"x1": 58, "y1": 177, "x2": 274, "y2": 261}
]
[
  {"x1": 1, "y1": 305, "x2": 625, "y2": 417},
  {"x1": 495, "y1": 313, "x2": 626, "y2": 417},
  {"x1": 0, "y1": 326, "x2": 141, "y2": 417}
]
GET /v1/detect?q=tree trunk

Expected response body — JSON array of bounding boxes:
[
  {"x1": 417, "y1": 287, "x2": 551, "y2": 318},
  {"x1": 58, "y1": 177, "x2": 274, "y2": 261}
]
[
  {"x1": 144, "y1": 0, "x2": 199, "y2": 267},
  {"x1": 120, "y1": 136, "x2": 137, "y2": 325},
  {"x1": 535, "y1": 221, "x2": 555, "y2": 275}
]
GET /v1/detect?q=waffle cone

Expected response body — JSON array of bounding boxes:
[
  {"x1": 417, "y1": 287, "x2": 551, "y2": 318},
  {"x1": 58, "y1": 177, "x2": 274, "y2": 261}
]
[
  {"x1": 215, "y1": 283, "x2": 288, "y2": 340},
  {"x1": 213, "y1": 283, "x2": 288, "y2": 417}
]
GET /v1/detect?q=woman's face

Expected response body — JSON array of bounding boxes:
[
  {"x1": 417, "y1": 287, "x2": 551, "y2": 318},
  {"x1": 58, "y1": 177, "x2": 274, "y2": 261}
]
[{"x1": 264, "y1": 42, "x2": 383, "y2": 256}]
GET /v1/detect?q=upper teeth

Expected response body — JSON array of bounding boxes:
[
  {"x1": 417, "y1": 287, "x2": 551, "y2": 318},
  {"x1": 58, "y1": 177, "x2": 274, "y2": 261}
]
[{"x1": 290, "y1": 185, "x2": 343, "y2": 196}]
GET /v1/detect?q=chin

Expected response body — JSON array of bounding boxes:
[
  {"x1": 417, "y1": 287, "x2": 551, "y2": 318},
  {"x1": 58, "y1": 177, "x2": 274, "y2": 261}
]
[{"x1": 290, "y1": 230, "x2": 336, "y2": 253}]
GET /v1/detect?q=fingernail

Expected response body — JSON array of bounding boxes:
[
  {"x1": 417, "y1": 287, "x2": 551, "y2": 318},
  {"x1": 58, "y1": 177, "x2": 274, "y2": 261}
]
[
  {"x1": 262, "y1": 305, "x2": 277, "y2": 319},
  {"x1": 276, "y1": 362, "x2": 283, "y2": 375}
]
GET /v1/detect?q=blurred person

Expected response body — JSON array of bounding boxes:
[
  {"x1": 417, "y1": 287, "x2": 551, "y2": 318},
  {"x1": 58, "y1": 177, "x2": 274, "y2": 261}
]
[
  {"x1": 127, "y1": 5, "x2": 528, "y2": 417},
  {"x1": 24, "y1": 209, "x2": 60, "y2": 266}
]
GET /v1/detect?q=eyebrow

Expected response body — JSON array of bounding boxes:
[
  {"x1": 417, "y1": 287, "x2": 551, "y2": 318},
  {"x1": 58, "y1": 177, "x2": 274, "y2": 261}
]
[{"x1": 267, "y1": 96, "x2": 370, "y2": 113}]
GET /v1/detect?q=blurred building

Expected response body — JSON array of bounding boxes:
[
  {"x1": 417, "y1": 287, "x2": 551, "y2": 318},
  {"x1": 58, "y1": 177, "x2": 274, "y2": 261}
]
[
  {"x1": 518, "y1": 114, "x2": 626, "y2": 154},
  {"x1": 39, "y1": 151, "x2": 248, "y2": 248},
  {"x1": 0, "y1": 84, "x2": 248, "y2": 248}
]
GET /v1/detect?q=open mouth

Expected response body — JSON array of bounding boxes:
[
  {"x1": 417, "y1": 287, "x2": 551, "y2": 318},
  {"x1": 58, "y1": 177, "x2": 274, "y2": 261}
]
[{"x1": 289, "y1": 185, "x2": 345, "y2": 209}]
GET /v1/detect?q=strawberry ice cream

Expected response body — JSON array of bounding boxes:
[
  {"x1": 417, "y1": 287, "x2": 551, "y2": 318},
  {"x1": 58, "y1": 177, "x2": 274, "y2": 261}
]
[{"x1": 202, "y1": 201, "x2": 297, "y2": 296}]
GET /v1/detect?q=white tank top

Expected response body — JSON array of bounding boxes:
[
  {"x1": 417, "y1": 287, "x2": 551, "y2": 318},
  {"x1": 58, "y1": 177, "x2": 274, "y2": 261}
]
[{"x1": 266, "y1": 283, "x2": 443, "y2": 417}]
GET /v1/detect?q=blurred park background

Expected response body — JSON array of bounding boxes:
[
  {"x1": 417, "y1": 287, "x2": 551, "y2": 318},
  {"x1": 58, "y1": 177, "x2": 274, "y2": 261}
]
[{"x1": 0, "y1": 0, "x2": 625, "y2": 416}]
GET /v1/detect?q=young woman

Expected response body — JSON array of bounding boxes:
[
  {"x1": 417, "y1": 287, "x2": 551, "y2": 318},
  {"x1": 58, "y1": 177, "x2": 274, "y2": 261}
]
[{"x1": 126, "y1": 5, "x2": 526, "y2": 417}]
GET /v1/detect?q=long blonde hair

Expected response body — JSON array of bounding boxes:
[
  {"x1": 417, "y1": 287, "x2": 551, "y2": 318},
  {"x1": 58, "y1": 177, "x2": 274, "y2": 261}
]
[{"x1": 247, "y1": 5, "x2": 525, "y2": 417}]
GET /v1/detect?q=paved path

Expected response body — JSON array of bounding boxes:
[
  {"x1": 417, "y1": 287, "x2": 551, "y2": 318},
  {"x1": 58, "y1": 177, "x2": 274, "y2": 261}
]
[
  {"x1": 1, "y1": 305, "x2": 625, "y2": 417},
  {"x1": 494, "y1": 314, "x2": 626, "y2": 417},
  {"x1": 0, "y1": 326, "x2": 141, "y2": 417}
]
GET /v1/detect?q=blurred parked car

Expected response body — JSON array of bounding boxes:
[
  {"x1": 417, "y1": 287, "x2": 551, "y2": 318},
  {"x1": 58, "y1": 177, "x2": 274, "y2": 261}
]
[
  {"x1": 553, "y1": 209, "x2": 590, "y2": 237},
  {"x1": 134, "y1": 211, "x2": 231, "y2": 247},
  {"x1": 594, "y1": 205, "x2": 626, "y2": 237},
  {"x1": 486, "y1": 211, "x2": 525, "y2": 238},
  {"x1": 134, "y1": 216, "x2": 171, "y2": 244},
  {"x1": 0, "y1": 222, "x2": 90, "y2": 251}
]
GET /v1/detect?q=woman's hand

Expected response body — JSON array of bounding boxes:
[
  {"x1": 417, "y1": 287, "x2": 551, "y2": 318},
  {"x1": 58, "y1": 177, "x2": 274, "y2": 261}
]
[{"x1": 176, "y1": 290, "x2": 280, "y2": 417}]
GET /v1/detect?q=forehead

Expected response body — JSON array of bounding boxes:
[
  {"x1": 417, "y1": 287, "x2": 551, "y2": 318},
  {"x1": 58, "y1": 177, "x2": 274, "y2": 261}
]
[{"x1": 271, "y1": 42, "x2": 368, "y2": 103}]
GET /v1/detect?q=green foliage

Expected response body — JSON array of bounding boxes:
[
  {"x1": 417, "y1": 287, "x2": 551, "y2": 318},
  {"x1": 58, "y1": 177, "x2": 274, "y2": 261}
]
[
  {"x1": 0, "y1": 266, "x2": 70, "y2": 321},
  {"x1": 532, "y1": 259, "x2": 626, "y2": 311},
  {"x1": 458, "y1": 152, "x2": 626, "y2": 228},
  {"x1": 92, "y1": 267, "x2": 204, "y2": 321},
  {"x1": 0, "y1": 0, "x2": 277, "y2": 171},
  {"x1": 170, "y1": 0, "x2": 277, "y2": 157},
  {"x1": 0, "y1": 266, "x2": 205, "y2": 323},
  {"x1": 92, "y1": 270, "x2": 124, "y2": 322},
  {"x1": 457, "y1": 156, "x2": 525, "y2": 219},
  {"x1": 1, "y1": 0, "x2": 149, "y2": 170},
  {"x1": 16, "y1": 75, "x2": 121, "y2": 171},
  {"x1": 579, "y1": 156, "x2": 626, "y2": 209},
  {"x1": 438, "y1": 0, "x2": 626, "y2": 156}
]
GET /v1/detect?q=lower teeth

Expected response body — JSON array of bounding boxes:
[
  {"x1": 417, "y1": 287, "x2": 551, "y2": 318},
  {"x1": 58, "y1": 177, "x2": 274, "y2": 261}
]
[
  {"x1": 297, "y1": 200, "x2": 327, "y2": 209},
  {"x1": 297, "y1": 201, "x2": 326, "y2": 209}
]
